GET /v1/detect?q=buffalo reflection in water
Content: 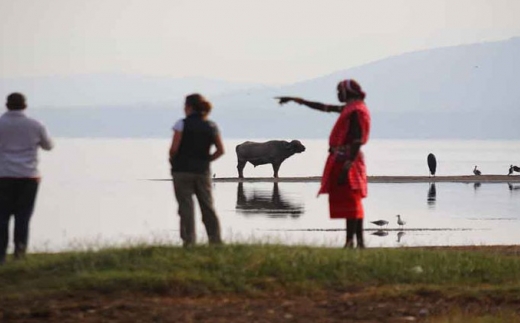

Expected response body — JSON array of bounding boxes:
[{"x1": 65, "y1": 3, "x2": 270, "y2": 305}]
[{"x1": 236, "y1": 182, "x2": 304, "y2": 218}]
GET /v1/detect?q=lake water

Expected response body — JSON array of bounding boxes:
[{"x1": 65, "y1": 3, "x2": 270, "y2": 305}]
[{"x1": 12, "y1": 138, "x2": 520, "y2": 252}]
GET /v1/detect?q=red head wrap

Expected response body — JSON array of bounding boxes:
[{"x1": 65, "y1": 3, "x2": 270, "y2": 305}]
[{"x1": 337, "y1": 79, "x2": 366, "y2": 101}]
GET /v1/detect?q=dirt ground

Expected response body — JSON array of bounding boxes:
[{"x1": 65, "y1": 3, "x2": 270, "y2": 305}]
[
  {"x1": 1, "y1": 289, "x2": 518, "y2": 323},
  {"x1": 2, "y1": 245, "x2": 520, "y2": 323}
]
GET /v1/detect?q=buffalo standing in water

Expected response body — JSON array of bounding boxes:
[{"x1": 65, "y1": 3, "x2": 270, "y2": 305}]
[
  {"x1": 427, "y1": 153, "x2": 437, "y2": 177},
  {"x1": 236, "y1": 140, "x2": 306, "y2": 178}
]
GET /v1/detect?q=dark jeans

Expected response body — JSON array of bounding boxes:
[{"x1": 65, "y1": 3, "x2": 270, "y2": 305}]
[
  {"x1": 0, "y1": 178, "x2": 39, "y2": 263},
  {"x1": 172, "y1": 172, "x2": 222, "y2": 246}
]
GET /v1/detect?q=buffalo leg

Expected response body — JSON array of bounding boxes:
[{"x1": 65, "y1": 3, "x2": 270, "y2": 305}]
[
  {"x1": 237, "y1": 160, "x2": 246, "y2": 178},
  {"x1": 272, "y1": 162, "x2": 281, "y2": 178}
]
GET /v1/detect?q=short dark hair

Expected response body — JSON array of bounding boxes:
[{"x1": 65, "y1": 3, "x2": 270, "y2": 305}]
[
  {"x1": 185, "y1": 93, "x2": 212, "y2": 116},
  {"x1": 6, "y1": 92, "x2": 27, "y2": 110}
]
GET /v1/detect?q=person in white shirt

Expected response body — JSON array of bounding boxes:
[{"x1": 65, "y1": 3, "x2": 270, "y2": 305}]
[{"x1": 0, "y1": 93, "x2": 53, "y2": 264}]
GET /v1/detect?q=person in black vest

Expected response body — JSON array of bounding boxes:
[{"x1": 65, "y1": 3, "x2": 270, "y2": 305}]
[{"x1": 169, "y1": 94, "x2": 225, "y2": 247}]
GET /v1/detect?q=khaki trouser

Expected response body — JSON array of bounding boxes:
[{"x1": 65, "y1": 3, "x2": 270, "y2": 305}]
[{"x1": 172, "y1": 172, "x2": 222, "y2": 246}]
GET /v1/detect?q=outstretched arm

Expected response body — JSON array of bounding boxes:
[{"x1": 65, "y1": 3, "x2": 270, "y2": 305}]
[{"x1": 276, "y1": 97, "x2": 343, "y2": 113}]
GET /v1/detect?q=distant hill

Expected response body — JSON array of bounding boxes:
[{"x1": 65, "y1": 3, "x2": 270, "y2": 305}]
[
  {"x1": 211, "y1": 37, "x2": 520, "y2": 139},
  {"x1": 0, "y1": 74, "x2": 262, "y2": 107},
  {"x1": 6, "y1": 37, "x2": 520, "y2": 139}
]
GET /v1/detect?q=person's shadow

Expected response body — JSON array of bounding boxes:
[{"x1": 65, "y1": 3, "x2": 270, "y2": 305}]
[
  {"x1": 427, "y1": 183, "x2": 436, "y2": 207},
  {"x1": 236, "y1": 182, "x2": 304, "y2": 218}
]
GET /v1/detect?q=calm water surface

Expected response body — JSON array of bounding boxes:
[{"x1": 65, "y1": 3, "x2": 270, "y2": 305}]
[{"x1": 16, "y1": 138, "x2": 520, "y2": 252}]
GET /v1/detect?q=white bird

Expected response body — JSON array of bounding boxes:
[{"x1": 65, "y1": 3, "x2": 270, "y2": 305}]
[{"x1": 396, "y1": 214, "x2": 406, "y2": 229}]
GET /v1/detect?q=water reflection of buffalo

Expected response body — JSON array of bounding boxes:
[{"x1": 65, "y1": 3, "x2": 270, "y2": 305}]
[{"x1": 236, "y1": 182, "x2": 304, "y2": 218}]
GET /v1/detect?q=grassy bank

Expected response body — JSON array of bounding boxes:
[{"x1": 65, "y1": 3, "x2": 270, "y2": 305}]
[{"x1": 1, "y1": 244, "x2": 520, "y2": 298}]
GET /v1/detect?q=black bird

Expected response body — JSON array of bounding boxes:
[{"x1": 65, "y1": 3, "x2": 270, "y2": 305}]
[
  {"x1": 427, "y1": 153, "x2": 437, "y2": 177},
  {"x1": 473, "y1": 166, "x2": 481, "y2": 176},
  {"x1": 508, "y1": 165, "x2": 520, "y2": 176},
  {"x1": 371, "y1": 220, "x2": 389, "y2": 228}
]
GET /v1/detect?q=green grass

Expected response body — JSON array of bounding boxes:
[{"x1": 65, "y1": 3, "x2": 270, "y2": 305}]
[{"x1": 1, "y1": 244, "x2": 520, "y2": 297}]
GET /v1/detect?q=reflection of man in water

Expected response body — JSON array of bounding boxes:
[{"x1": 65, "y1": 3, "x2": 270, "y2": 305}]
[
  {"x1": 0, "y1": 93, "x2": 54, "y2": 264},
  {"x1": 236, "y1": 183, "x2": 303, "y2": 217}
]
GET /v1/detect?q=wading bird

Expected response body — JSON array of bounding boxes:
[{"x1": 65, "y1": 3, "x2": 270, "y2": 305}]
[
  {"x1": 473, "y1": 166, "x2": 482, "y2": 176},
  {"x1": 508, "y1": 165, "x2": 520, "y2": 176},
  {"x1": 371, "y1": 220, "x2": 389, "y2": 228},
  {"x1": 427, "y1": 153, "x2": 437, "y2": 177},
  {"x1": 396, "y1": 214, "x2": 406, "y2": 229}
]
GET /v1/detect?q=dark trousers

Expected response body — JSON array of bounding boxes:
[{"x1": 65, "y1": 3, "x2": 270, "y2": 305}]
[
  {"x1": 0, "y1": 178, "x2": 39, "y2": 262},
  {"x1": 346, "y1": 219, "x2": 364, "y2": 248},
  {"x1": 172, "y1": 172, "x2": 222, "y2": 246}
]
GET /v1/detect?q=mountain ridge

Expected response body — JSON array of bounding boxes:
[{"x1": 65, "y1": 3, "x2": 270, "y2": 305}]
[{"x1": 4, "y1": 37, "x2": 520, "y2": 139}]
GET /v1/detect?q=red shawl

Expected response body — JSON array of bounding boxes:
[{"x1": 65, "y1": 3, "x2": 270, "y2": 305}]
[{"x1": 318, "y1": 100, "x2": 370, "y2": 197}]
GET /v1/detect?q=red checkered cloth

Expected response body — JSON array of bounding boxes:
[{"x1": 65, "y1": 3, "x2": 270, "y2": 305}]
[{"x1": 318, "y1": 100, "x2": 371, "y2": 199}]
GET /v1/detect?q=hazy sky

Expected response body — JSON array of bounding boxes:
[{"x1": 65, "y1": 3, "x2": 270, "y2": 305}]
[{"x1": 1, "y1": 0, "x2": 519, "y2": 84}]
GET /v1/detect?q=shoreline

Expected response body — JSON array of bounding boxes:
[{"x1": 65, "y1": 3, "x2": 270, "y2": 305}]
[{"x1": 149, "y1": 175, "x2": 520, "y2": 183}]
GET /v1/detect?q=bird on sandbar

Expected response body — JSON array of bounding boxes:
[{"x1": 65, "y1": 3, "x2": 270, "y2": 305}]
[
  {"x1": 508, "y1": 165, "x2": 520, "y2": 176},
  {"x1": 473, "y1": 166, "x2": 482, "y2": 176},
  {"x1": 396, "y1": 214, "x2": 406, "y2": 229},
  {"x1": 371, "y1": 220, "x2": 389, "y2": 228},
  {"x1": 427, "y1": 153, "x2": 437, "y2": 177}
]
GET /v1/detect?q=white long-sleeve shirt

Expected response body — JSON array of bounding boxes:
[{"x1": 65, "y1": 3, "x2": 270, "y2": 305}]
[{"x1": 0, "y1": 110, "x2": 53, "y2": 178}]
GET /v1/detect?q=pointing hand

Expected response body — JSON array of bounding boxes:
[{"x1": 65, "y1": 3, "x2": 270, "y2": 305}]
[{"x1": 275, "y1": 97, "x2": 303, "y2": 105}]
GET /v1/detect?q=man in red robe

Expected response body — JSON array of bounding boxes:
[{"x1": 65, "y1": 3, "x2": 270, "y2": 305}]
[{"x1": 277, "y1": 79, "x2": 371, "y2": 248}]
